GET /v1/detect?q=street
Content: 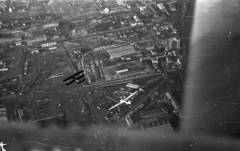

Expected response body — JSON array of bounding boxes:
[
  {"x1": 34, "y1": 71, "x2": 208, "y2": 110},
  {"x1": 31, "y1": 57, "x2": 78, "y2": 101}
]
[{"x1": 0, "y1": 73, "x2": 162, "y2": 101}]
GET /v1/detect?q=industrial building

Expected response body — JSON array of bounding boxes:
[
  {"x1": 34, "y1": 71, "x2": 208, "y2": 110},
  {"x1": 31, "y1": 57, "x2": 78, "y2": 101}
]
[{"x1": 107, "y1": 45, "x2": 136, "y2": 59}]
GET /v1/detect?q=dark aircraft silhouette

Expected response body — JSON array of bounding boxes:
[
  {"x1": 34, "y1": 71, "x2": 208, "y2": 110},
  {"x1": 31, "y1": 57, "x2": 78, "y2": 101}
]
[{"x1": 63, "y1": 70, "x2": 85, "y2": 85}]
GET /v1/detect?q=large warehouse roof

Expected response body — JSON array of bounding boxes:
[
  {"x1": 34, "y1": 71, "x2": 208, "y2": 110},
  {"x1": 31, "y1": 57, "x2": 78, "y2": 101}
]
[{"x1": 107, "y1": 45, "x2": 136, "y2": 58}]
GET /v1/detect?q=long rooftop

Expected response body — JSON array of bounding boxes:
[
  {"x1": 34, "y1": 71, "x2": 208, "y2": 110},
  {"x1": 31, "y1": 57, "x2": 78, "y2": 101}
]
[{"x1": 107, "y1": 45, "x2": 136, "y2": 58}]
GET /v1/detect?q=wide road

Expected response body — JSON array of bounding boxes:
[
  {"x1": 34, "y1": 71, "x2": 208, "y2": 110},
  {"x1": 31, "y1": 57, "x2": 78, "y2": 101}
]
[
  {"x1": 7, "y1": 24, "x2": 150, "y2": 51},
  {"x1": 68, "y1": 24, "x2": 149, "y2": 41},
  {"x1": 0, "y1": 73, "x2": 163, "y2": 101}
]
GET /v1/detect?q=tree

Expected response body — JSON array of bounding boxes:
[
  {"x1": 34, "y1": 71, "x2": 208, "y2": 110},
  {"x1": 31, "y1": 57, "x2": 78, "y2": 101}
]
[
  {"x1": 107, "y1": 67, "x2": 116, "y2": 76},
  {"x1": 171, "y1": 40, "x2": 178, "y2": 50}
]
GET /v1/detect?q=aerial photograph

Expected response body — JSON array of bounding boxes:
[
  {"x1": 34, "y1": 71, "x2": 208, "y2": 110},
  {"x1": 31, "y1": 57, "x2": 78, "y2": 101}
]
[{"x1": 0, "y1": 0, "x2": 240, "y2": 151}]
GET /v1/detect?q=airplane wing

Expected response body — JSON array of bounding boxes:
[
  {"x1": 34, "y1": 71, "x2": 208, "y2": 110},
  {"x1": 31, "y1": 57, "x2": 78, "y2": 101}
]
[
  {"x1": 76, "y1": 74, "x2": 85, "y2": 80},
  {"x1": 122, "y1": 91, "x2": 138, "y2": 102},
  {"x1": 75, "y1": 70, "x2": 84, "y2": 75},
  {"x1": 65, "y1": 79, "x2": 75, "y2": 85},
  {"x1": 63, "y1": 70, "x2": 84, "y2": 82},
  {"x1": 76, "y1": 74, "x2": 85, "y2": 84},
  {"x1": 76, "y1": 78, "x2": 85, "y2": 84},
  {"x1": 108, "y1": 102, "x2": 124, "y2": 111},
  {"x1": 63, "y1": 76, "x2": 74, "y2": 82}
]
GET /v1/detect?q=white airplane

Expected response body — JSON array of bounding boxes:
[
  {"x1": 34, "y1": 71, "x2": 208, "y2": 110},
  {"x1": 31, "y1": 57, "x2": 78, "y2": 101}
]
[
  {"x1": 108, "y1": 91, "x2": 137, "y2": 111},
  {"x1": 139, "y1": 88, "x2": 144, "y2": 92},
  {"x1": 108, "y1": 87, "x2": 144, "y2": 111}
]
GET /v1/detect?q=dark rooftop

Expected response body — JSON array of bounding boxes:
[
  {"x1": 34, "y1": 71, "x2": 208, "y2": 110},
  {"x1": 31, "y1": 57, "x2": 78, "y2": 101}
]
[{"x1": 0, "y1": 11, "x2": 30, "y2": 20}]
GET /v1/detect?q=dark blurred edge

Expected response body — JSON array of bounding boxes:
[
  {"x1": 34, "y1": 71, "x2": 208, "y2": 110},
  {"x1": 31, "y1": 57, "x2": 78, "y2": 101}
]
[{"x1": 0, "y1": 123, "x2": 240, "y2": 151}]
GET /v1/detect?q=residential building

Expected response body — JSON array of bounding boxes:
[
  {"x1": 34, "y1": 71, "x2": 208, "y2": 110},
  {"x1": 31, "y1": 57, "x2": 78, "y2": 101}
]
[
  {"x1": 166, "y1": 2, "x2": 177, "y2": 12},
  {"x1": 110, "y1": 5, "x2": 125, "y2": 12},
  {"x1": 140, "y1": 118, "x2": 175, "y2": 135},
  {"x1": 143, "y1": 7, "x2": 154, "y2": 16},
  {"x1": 140, "y1": 107, "x2": 169, "y2": 119},
  {"x1": 102, "y1": 0, "x2": 118, "y2": 8},
  {"x1": 165, "y1": 92, "x2": 179, "y2": 110},
  {"x1": 157, "y1": 3, "x2": 168, "y2": 13}
]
